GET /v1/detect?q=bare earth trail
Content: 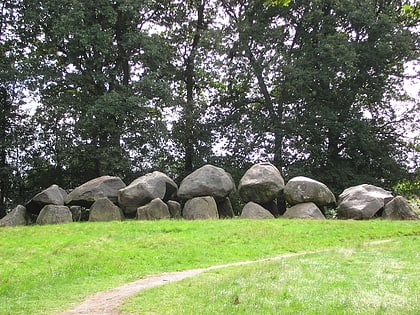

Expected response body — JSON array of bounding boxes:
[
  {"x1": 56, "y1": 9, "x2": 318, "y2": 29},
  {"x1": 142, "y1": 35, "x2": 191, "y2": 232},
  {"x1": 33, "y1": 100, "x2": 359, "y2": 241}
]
[{"x1": 60, "y1": 240, "x2": 392, "y2": 315}]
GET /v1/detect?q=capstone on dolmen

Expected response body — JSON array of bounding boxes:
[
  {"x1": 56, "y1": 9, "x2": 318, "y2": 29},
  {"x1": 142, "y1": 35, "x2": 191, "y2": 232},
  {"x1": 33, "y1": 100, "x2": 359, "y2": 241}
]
[
  {"x1": 178, "y1": 164, "x2": 236, "y2": 219},
  {"x1": 337, "y1": 184, "x2": 393, "y2": 220},
  {"x1": 26, "y1": 184, "x2": 68, "y2": 215},
  {"x1": 65, "y1": 176, "x2": 126, "y2": 207},
  {"x1": 238, "y1": 162, "x2": 285, "y2": 218},
  {"x1": 119, "y1": 171, "x2": 178, "y2": 215},
  {"x1": 284, "y1": 176, "x2": 336, "y2": 209}
]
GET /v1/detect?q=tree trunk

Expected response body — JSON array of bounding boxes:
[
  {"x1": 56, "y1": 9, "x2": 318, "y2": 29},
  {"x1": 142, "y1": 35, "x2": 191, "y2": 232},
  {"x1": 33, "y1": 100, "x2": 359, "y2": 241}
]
[
  {"x1": 244, "y1": 44, "x2": 284, "y2": 170},
  {"x1": 0, "y1": 87, "x2": 11, "y2": 218},
  {"x1": 183, "y1": 0, "x2": 205, "y2": 175}
]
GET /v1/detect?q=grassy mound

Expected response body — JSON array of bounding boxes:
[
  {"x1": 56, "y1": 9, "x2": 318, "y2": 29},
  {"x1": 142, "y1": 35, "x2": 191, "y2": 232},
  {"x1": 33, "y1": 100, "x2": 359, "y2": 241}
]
[{"x1": 0, "y1": 219, "x2": 419, "y2": 314}]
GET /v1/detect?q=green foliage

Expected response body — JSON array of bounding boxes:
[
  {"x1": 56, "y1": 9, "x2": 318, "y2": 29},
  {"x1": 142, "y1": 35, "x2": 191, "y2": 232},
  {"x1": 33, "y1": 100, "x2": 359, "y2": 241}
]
[
  {"x1": 265, "y1": 0, "x2": 292, "y2": 7},
  {"x1": 18, "y1": 0, "x2": 173, "y2": 188},
  {"x1": 0, "y1": 1, "x2": 35, "y2": 214},
  {"x1": 401, "y1": 3, "x2": 420, "y2": 27},
  {"x1": 0, "y1": 0, "x2": 418, "y2": 206},
  {"x1": 394, "y1": 176, "x2": 420, "y2": 198}
]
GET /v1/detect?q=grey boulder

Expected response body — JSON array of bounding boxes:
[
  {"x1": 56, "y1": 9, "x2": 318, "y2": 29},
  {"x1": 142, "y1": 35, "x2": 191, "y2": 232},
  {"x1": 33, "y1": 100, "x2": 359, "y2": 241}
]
[
  {"x1": 36, "y1": 205, "x2": 72, "y2": 225},
  {"x1": 137, "y1": 198, "x2": 170, "y2": 220},
  {"x1": 238, "y1": 162, "x2": 284, "y2": 204},
  {"x1": 65, "y1": 176, "x2": 126, "y2": 207},
  {"x1": 240, "y1": 202, "x2": 275, "y2": 219},
  {"x1": 337, "y1": 184, "x2": 394, "y2": 220},
  {"x1": 0, "y1": 205, "x2": 28, "y2": 227},
  {"x1": 25, "y1": 184, "x2": 67, "y2": 215},
  {"x1": 284, "y1": 176, "x2": 336, "y2": 208},
  {"x1": 382, "y1": 196, "x2": 419, "y2": 220},
  {"x1": 119, "y1": 171, "x2": 177, "y2": 214},
  {"x1": 178, "y1": 165, "x2": 235, "y2": 200},
  {"x1": 89, "y1": 197, "x2": 124, "y2": 222},
  {"x1": 283, "y1": 202, "x2": 326, "y2": 219},
  {"x1": 183, "y1": 196, "x2": 219, "y2": 220}
]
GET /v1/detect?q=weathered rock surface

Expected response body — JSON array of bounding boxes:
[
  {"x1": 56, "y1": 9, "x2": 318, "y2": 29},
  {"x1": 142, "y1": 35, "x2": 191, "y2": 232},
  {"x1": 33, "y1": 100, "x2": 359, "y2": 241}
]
[
  {"x1": 183, "y1": 196, "x2": 219, "y2": 220},
  {"x1": 283, "y1": 202, "x2": 326, "y2": 219},
  {"x1": 65, "y1": 176, "x2": 126, "y2": 207},
  {"x1": 178, "y1": 165, "x2": 235, "y2": 200},
  {"x1": 0, "y1": 205, "x2": 28, "y2": 227},
  {"x1": 26, "y1": 184, "x2": 67, "y2": 215},
  {"x1": 89, "y1": 197, "x2": 124, "y2": 222},
  {"x1": 238, "y1": 162, "x2": 284, "y2": 204},
  {"x1": 240, "y1": 202, "x2": 275, "y2": 219},
  {"x1": 216, "y1": 197, "x2": 235, "y2": 218},
  {"x1": 284, "y1": 176, "x2": 336, "y2": 208},
  {"x1": 167, "y1": 200, "x2": 182, "y2": 219},
  {"x1": 36, "y1": 205, "x2": 72, "y2": 225},
  {"x1": 337, "y1": 184, "x2": 394, "y2": 220},
  {"x1": 137, "y1": 198, "x2": 170, "y2": 220},
  {"x1": 382, "y1": 196, "x2": 419, "y2": 220},
  {"x1": 119, "y1": 172, "x2": 177, "y2": 214}
]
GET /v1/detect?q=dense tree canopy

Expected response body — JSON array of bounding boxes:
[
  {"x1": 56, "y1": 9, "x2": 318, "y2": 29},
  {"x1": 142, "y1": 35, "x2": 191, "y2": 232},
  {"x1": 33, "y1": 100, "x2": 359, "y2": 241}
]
[{"x1": 0, "y1": 0, "x2": 418, "y2": 215}]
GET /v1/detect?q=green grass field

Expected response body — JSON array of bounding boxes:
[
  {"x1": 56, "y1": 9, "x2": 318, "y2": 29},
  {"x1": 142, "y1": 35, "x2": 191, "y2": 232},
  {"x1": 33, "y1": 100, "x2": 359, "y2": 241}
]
[
  {"x1": 0, "y1": 219, "x2": 419, "y2": 315},
  {"x1": 121, "y1": 236, "x2": 420, "y2": 314}
]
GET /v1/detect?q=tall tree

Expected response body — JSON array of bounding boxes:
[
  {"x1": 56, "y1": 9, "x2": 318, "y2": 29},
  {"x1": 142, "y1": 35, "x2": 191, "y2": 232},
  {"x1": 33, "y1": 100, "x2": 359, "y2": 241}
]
[
  {"x1": 277, "y1": 0, "x2": 418, "y2": 191},
  {"x1": 0, "y1": 0, "x2": 33, "y2": 216},
  {"x1": 216, "y1": 0, "x2": 418, "y2": 192},
  {"x1": 20, "y1": 0, "x2": 173, "y2": 186},
  {"x1": 217, "y1": 0, "x2": 290, "y2": 170},
  {"x1": 160, "y1": 0, "x2": 221, "y2": 178}
]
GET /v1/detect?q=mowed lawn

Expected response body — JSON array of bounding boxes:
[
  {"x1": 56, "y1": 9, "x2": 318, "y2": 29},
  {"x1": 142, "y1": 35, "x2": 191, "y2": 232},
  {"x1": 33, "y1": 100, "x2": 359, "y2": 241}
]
[
  {"x1": 122, "y1": 236, "x2": 420, "y2": 315},
  {"x1": 0, "y1": 219, "x2": 419, "y2": 315}
]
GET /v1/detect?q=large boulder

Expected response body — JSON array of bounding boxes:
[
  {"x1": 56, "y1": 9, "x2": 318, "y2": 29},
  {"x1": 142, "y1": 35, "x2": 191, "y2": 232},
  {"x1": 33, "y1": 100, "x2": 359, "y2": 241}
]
[
  {"x1": 283, "y1": 202, "x2": 326, "y2": 219},
  {"x1": 183, "y1": 196, "x2": 219, "y2": 220},
  {"x1": 89, "y1": 197, "x2": 124, "y2": 222},
  {"x1": 178, "y1": 165, "x2": 235, "y2": 200},
  {"x1": 240, "y1": 202, "x2": 275, "y2": 219},
  {"x1": 382, "y1": 196, "x2": 419, "y2": 220},
  {"x1": 119, "y1": 171, "x2": 177, "y2": 215},
  {"x1": 36, "y1": 205, "x2": 72, "y2": 225},
  {"x1": 337, "y1": 184, "x2": 394, "y2": 220},
  {"x1": 137, "y1": 198, "x2": 170, "y2": 220},
  {"x1": 25, "y1": 184, "x2": 67, "y2": 215},
  {"x1": 0, "y1": 205, "x2": 28, "y2": 227},
  {"x1": 238, "y1": 162, "x2": 284, "y2": 204},
  {"x1": 65, "y1": 176, "x2": 126, "y2": 207},
  {"x1": 283, "y1": 176, "x2": 336, "y2": 208}
]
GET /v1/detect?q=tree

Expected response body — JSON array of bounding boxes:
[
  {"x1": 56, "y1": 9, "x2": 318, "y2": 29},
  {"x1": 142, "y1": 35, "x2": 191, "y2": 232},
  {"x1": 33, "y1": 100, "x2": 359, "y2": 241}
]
[
  {"x1": 159, "y1": 0, "x2": 222, "y2": 178},
  {"x1": 20, "y1": 0, "x2": 173, "y2": 186},
  {"x1": 276, "y1": 0, "x2": 419, "y2": 191},
  {"x1": 0, "y1": 0, "x2": 33, "y2": 217},
  {"x1": 216, "y1": 1, "x2": 290, "y2": 171},
  {"x1": 216, "y1": 0, "x2": 418, "y2": 193}
]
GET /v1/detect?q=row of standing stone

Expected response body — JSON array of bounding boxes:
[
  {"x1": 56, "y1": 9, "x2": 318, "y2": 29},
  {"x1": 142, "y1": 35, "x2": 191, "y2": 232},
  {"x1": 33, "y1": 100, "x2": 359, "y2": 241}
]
[{"x1": 0, "y1": 162, "x2": 418, "y2": 226}]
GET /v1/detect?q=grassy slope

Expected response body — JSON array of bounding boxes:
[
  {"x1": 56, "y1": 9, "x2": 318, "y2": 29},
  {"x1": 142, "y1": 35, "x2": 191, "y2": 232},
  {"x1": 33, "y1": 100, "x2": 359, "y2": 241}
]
[
  {"x1": 122, "y1": 236, "x2": 420, "y2": 315},
  {"x1": 0, "y1": 219, "x2": 419, "y2": 314}
]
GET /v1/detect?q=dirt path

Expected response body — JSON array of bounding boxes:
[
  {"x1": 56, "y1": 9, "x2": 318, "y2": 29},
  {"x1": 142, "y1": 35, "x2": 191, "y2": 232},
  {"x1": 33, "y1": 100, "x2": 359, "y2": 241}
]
[{"x1": 60, "y1": 240, "x2": 392, "y2": 315}]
